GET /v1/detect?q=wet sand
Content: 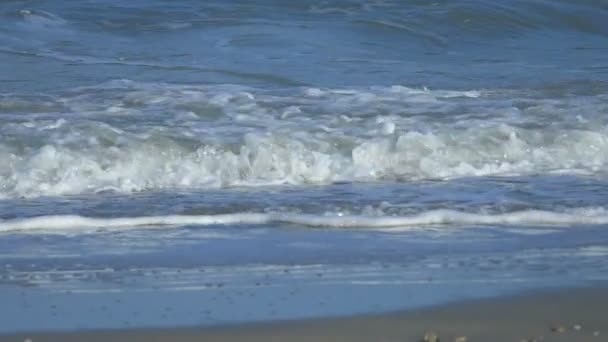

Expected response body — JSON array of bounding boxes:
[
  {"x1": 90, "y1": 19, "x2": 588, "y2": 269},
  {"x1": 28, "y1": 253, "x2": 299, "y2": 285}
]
[{"x1": 3, "y1": 287, "x2": 607, "y2": 342}]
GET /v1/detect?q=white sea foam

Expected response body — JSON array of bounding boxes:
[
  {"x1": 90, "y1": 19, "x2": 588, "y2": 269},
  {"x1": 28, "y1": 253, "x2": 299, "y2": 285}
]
[
  {"x1": 18, "y1": 10, "x2": 67, "y2": 28},
  {"x1": 1, "y1": 81, "x2": 607, "y2": 198},
  {"x1": 2, "y1": 209, "x2": 608, "y2": 233}
]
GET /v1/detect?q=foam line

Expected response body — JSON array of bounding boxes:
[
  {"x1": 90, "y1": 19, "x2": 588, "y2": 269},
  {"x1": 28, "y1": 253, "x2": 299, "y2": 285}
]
[
  {"x1": 0, "y1": 214, "x2": 269, "y2": 232},
  {"x1": 2, "y1": 209, "x2": 608, "y2": 233}
]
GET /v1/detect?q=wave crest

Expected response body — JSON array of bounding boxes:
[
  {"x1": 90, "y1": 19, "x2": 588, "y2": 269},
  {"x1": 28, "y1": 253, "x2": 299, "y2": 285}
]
[{"x1": 3, "y1": 208, "x2": 608, "y2": 233}]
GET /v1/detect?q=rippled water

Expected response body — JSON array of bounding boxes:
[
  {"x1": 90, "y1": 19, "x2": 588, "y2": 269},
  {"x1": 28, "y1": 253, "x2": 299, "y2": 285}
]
[{"x1": 1, "y1": 0, "x2": 608, "y2": 333}]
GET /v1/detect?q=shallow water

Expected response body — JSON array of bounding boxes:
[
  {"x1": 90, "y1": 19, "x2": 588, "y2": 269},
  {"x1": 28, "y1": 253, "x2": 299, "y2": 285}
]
[{"x1": 1, "y1": 0, "x2": 608, "y2": 333}]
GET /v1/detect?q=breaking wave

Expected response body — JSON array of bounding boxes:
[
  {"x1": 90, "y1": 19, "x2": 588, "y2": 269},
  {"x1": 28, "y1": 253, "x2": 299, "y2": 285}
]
[
  {"x1": 1, "y1": 81, "x2": 607, "y2": 198},
  {"x1": 3, "y1": 208, "x2": 608, "y2": 233}
]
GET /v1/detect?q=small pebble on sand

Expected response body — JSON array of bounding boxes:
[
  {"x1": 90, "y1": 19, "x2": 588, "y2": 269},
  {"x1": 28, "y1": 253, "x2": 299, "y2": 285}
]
[{"x1": 423, "y1": 331, "x2": 439, "y2": 342}]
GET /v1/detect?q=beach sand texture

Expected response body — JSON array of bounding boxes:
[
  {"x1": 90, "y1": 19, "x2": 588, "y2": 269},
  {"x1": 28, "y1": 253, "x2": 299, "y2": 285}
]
[{"x1": 3, "y1": 287, "x2": 606, "y2": 342}]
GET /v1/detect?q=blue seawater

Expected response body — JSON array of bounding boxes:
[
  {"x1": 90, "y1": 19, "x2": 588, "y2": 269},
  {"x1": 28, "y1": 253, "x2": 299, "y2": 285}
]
[{"x1": 1, "y1": 0, "x2": 608, "y2": 332}]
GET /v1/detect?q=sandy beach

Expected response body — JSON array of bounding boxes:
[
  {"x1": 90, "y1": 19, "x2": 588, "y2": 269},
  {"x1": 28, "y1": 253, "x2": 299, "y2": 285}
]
[{"x1": 3, "y1": 286, "x2": 606, "y2": 342}]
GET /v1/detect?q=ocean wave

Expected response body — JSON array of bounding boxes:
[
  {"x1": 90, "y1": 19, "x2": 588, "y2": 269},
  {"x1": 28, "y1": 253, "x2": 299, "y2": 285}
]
[
  {"x1": 3, "y1": 208, "x2": 608, "y2": 233},
  {"x1": 2, "y1": 124, "x2": 608, "y2": 198},
  {"x1": 4, "y1": 1, "x2": 607, "y2": 40},
  {"x1": 317, "y1": 0, "x2": 608, "y2": 37},
  {"x1": 0, "y1": 82, "x2": 607, "y2": 198}
]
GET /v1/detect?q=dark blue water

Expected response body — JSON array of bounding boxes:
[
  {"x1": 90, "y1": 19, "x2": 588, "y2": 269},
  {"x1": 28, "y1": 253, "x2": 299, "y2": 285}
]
[{"x1": 2, "y1": 0, "x2": 608, "y2": 92}]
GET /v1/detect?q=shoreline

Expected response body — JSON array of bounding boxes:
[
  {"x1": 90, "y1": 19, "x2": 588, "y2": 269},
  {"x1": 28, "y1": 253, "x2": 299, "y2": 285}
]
[{"x1": 3, "y1": 286, "x2": 607, "y2": 342}]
